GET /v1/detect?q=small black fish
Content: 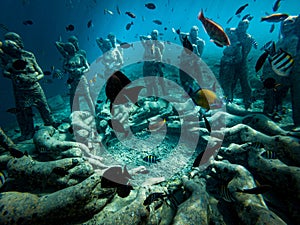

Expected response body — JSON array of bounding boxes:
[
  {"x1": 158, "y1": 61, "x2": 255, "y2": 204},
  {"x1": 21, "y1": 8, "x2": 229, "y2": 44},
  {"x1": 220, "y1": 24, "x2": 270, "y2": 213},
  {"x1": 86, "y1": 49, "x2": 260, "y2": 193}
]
[
  {"x1": 226, "y1": 16, "x2": 233, "y2": 24},
  {"x1": 120, "y1": 42, "x2": 133, "y2": 49},
  {"x1": 87, "y1": 19, "x2": 93, "y2": 28},
  {"x1": 125, "y1": 11, "x2": 136, "y2": 18},
  {"x1": 153, "y1": 19, "x2": 162, "y2": 25},
  {"x1": 116, "y1": 5, "x2": 121, "y2": 15},
  {"x1": 203, "y1": 115, "x2": 211, "y2": 133},
  {"x1": 12, "y1": 59, "x2": 27, "y2": 70},
  {"x1": 192, "y1": 150, "x2": 205, "y2": 167},
  {"x1": 164, "y1": 27, "x2": 167, "y2": 30},
  {"x1": 255, "y1": 51, "x2": 269, "y2": 73},
  {"x1": 66, "y1": 24, "x2": 75, "y2": 31},
  {"x1": 272, "y1": 0, "x2": 281, "y2": 12},
  {"x1": 236, "y1": 185, "x2": 272, "y2": 194},
  {"x1": 125, "y1": 21, "x2": 133, "y2": 30},
  {"x1": 182, "y1": 35, "x2": 193, "y2": 54},
  {"x1": 143, "y1": 155, "x2": 161, "y2": 163},
  {"x1": 269, "y1": 23, "x2": 275, "y2": 33},
  {"x1": 145, "y1": 3, "x2": 156, "y2": 10},
  {"x1": 22, "y1": 20, "x2": 33, "y2": 25},
  {"x1": 235, "y1": 4, "x2": 249, "y2": 16},
  {"x1": 143, "y1": 192, "x2": 166, "y2": 206}
]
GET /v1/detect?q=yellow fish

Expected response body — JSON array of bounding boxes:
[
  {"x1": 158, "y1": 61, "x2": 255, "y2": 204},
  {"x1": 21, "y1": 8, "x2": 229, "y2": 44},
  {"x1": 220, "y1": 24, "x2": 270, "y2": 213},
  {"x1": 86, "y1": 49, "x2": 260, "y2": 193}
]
[{"x1": 192, "y1": 88, "x2": 218, "y2": 111}]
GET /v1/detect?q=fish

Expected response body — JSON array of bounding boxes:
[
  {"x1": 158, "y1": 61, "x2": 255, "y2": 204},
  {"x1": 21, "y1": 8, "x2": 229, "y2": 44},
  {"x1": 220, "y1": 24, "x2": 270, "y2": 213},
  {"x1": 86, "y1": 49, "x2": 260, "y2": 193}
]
[
  {"x1": 182, "y1": 35, "x2": 193, "y2": 54},
  {"x1": 270, "y1": 48, "x2": 294, "y2": 76},
  {"x1": 191, "y1": 87, "x2": 219, "y2": 111},
  {"x1": 220, "y1": 184, "x2": 235, "y2": 202},
  {"x1": 235, "y1": 4, "x2": 249, "y2": 16},
  {"x1": 101, "y1": 166, "x2": 133, "y2": 198},
  {"x1": 125, "y1": 11, "x2": 136, "y2": 18},
  {"x1": 125, "y1": 22, "x2": 133, "y2": 30},
  {"x1": 120, "y1": 42, "x2": 133, "y2": 49},
  {"x1": 226, "y1": 16, "x2": 233, "y2": 24},
  {"x1": 269, "y1": 23, "x2": 275, "y2": 33},
  {"x1": 236, "y1": 185, "x2": 272, "y2": 194},
  {"x1": 116, "y1": 5, "x2": 121, "y2": 15},
  {"x1": 105, "y1": 71, "x2": 144, "y2": 111},
  {"x1": 261, "y1": 13, "x2": 289, "y2": 22},
  {"x1": 145, "y1": 3, "x2": 156, "y2": 10},
  {"x1": 262, "y1": 150, "x2": 277, "y2": 159},
  {"x1": 143, "y1": 192, "x2": 166, "y2": 206},
  {"x1": 164, "y1": 27, "x2": 167, "y2": 30},
  {"x1": 12, "y1": 59, "x2": 27, "y2": 70},
  {"x1": 203, "y1": 115, "x2": 211, "y2": 133},
  {"x1": 153, "y1": 19, "x2": 162, "y2": 25},
  {"x1": 143, "y1": 155, "x2": 161, "y2": 163},
  {"x1": 242, "y1": 13, "x2": 251, "y2": 21},
  {"x1": 66, "y1": 24, "x2": 75, "y2": 31},
  {"x1": 272, "y1": 0, "x2": 281, "y2": 12},
  {"x1": 255, "y1": 41, "x2": 276, "y2": 72},
  {"x1": 197, "y1": 9, "x2": 230, "y2": 47},
  {"x1": 250, "y1": 37, "x2": 258, "y2": 49},
  {"x1": 87, "y1": 20, "x2": 93, "y2": 28},
  {"x1": 0, "y1": 23, "x2": 9, "y2": 32},
  {"x1": 22, "y1": 20, "x2": 33, "y2": 25},
  {"x1": 192, "y1": 150, "x2": 205, "y2": 167},
  {"x1": 104, "y1": 9, "x2": 114, "y2": 15},
  {"x1": 0, "y1": 170, "x2": 7, "y2": 189}
]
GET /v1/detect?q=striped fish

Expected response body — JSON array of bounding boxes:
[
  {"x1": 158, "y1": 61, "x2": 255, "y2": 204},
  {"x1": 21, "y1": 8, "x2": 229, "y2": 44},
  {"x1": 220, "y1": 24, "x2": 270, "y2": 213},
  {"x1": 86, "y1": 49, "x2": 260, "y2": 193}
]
[
  {"x1": 270, "y1": 49, "x2": 294, "y2": 76},
  {"x1": 0, "y1": 170, "x2": 7, "y2": 189},
  {"x1": 220, "y1": 184, "x2": 235, "y2": 202},
  {"x1": 143, "y1": 155, "x2": 161, "y2": 163},
  {"x1": 250, "y1": 37, "x2": 258, "y2": 49},
  {"x1": 262, "y1": 150, "x2": 277, "y2": 159},
  {"x1": 198, "y1": 9, "x2": 230, "y2": 47}
]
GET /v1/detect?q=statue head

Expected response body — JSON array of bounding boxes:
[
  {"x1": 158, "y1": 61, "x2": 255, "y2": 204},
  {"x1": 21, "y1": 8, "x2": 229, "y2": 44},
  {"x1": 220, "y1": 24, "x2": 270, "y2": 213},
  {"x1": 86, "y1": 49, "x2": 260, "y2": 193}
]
[
  {"x1": 280, "y1": 16, "x2": 298, "y2": 37},
  {"x1": 4, "y1": 32, "x2": 24, "y2": 49},
  {"x1": 151, "y1": 30, "x2": 159, "y2": 40}
]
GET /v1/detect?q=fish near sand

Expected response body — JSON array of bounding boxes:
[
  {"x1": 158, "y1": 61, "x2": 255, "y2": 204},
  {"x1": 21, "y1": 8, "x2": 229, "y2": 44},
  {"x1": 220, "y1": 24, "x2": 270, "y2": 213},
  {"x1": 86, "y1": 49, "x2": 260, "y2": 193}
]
[{"x1": 197, "y1": 9, "x2": 230, "y2": 47}]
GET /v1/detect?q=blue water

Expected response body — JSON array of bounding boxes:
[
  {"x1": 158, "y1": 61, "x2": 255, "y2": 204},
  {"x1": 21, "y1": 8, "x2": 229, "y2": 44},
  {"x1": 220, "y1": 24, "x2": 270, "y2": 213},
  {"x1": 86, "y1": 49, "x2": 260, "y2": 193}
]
[{"x1": 0, "y1": 0, "x2": 299, "y2": 125}]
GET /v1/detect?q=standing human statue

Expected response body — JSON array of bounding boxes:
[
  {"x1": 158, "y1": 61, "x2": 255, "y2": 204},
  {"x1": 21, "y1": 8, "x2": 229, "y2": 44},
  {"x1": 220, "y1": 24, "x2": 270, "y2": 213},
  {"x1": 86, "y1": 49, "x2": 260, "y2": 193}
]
[
  {"x1": 55, "y1": 39, "x2": 95, "y2": 114},
  {"x1": 140, "y1": 29, "x2": 165, "y2": 96},
  {"x1": 0, "y1": 32, "x2": 59, "y2": 140}
]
